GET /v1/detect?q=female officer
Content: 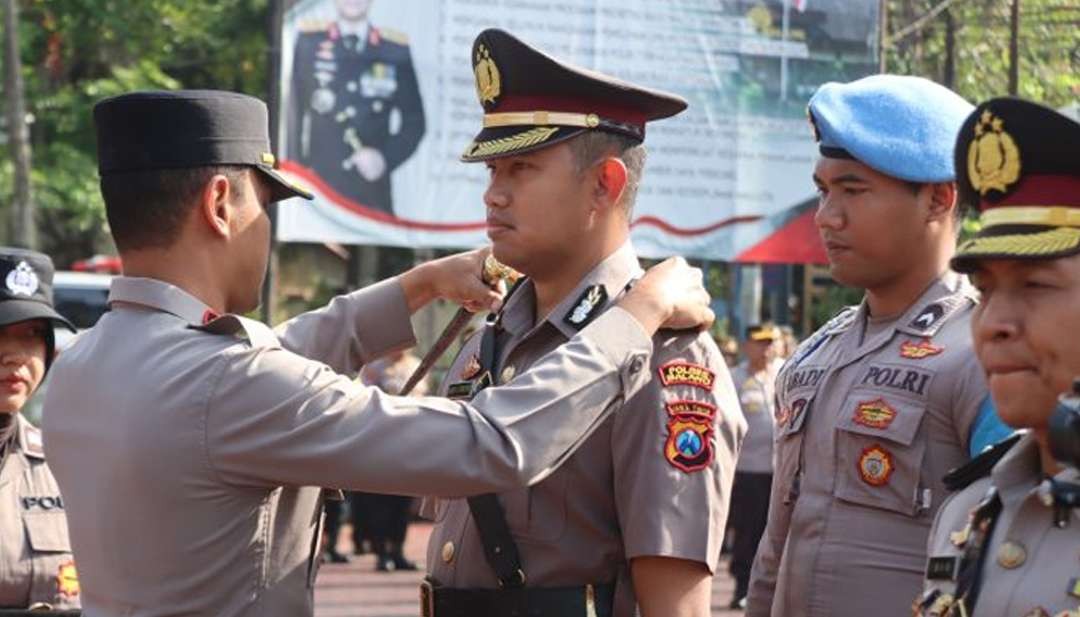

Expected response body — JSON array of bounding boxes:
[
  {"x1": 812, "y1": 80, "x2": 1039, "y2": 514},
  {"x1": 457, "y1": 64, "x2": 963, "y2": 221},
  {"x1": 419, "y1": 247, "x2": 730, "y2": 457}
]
[
  {"x1": 0, "y1": 248, "x2": 79, "y2": 612},
  {"x1": 917, "y1": 99, "x2": 1080, "y2": 616}
]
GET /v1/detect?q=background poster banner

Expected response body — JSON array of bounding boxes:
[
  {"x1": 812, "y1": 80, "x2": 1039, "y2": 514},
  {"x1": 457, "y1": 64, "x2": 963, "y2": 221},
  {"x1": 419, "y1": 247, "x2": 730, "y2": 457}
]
[{"x1": 277, "y1": 0, "x2": 879, "y2": 260}]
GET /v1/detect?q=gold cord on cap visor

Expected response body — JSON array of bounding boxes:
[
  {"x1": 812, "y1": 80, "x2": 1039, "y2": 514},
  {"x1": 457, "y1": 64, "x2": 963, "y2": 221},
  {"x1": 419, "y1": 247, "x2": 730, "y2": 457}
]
[
  {"x1": 957, "y1": 227, "x2": 1080, "y2": 257},
  {"x1": 980, "y1": 206, "x2": 1080, "y2": 229},
  {"x1": 483, "y1": 111, "x2": 601, "y2": 129}
]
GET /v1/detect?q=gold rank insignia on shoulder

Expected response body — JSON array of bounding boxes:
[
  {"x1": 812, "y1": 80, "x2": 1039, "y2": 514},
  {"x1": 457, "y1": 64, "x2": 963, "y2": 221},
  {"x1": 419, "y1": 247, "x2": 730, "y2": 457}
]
[
  {"x1": 474, "y1": 43, "x2": 501, "y2": 108},
  {"x1": 968, "y1": 109, "x2": 1021, "y2": 196},
  {"x1": 658, "y1": 361, "x2": 716, "y2": 391}
]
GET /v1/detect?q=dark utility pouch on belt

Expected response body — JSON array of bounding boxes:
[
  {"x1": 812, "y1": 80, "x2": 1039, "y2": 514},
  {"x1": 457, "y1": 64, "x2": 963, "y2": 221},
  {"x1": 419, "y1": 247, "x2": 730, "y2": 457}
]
[{"x1": 420, "y1": 578, "x2": 614, "y2": 617}]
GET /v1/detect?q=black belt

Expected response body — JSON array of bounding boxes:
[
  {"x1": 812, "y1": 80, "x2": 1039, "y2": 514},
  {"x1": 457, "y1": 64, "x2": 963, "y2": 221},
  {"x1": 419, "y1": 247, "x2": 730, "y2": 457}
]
[{"x1": 421, "y1": 579, "x2": 614, "y2": 617}]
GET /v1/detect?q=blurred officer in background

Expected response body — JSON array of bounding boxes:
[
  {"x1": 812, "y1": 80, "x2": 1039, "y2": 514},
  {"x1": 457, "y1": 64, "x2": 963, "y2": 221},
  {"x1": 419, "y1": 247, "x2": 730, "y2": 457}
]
[
  {"x1": 747, "y1": 75, "x2": 1014, "y2": 617},
  {"x1": 0, "y1": 249, "x2": 79, "y2": 613},
  {"x1": 917, "y1": 98, "x2": 1080, "y2": 616}
]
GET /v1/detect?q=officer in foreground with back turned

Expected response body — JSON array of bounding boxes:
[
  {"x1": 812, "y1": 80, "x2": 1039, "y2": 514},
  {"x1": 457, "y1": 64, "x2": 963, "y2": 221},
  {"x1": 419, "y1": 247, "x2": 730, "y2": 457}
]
[
  {"x1": 419, "y1": 29, "x2": 745, "y2": 617},
  {"x1": 746, "y1": 75, "x2": 1014, "y2": 617},
  {"x1": 916, "y1": 98, "x2": 1080, "y2": 617},
  {"x1": 0, "y1": 250, "x2": 79, "y2": 615},
  {"x1": 40, "y1": 90, "x2": 715, "y2": 617}
]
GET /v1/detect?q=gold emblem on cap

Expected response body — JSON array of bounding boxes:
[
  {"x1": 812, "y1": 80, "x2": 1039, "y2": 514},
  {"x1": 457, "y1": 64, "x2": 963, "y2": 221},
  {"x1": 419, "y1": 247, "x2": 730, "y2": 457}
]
[
  {"x1": 997, "y1": 540, "x2": 1027, "y2": 569},
  {"x1": 261, "y1": 153, "x2": 276, "y2": 165},
  {"x1": 967, "y1": 109, "x2": 1021, "y2": 196},
  {"x1": 586, "y1": 113, "x2": 600, "y2": 128},
  {"x1": 474, "y1": 43, "x2": 501, "y2": 107}
]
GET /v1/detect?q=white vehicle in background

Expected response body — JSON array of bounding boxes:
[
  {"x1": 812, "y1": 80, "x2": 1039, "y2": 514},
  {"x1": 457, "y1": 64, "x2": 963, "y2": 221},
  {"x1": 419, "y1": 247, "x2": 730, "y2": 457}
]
[{"x1": 24, "y1": 270, "x2": 113, "y2": 424}]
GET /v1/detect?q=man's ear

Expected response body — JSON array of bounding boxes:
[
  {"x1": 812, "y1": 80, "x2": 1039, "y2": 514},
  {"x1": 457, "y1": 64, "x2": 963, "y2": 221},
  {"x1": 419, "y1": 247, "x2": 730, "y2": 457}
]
[
  {"x1": 199, "y1": 174, "x2": 233, "y2": 239},
  {"x1": 926, "y1": 181, "x2": 957, "y2": 224},
  {"x1": 595, "y1": 157, "x2": 628, "y2": 211}
]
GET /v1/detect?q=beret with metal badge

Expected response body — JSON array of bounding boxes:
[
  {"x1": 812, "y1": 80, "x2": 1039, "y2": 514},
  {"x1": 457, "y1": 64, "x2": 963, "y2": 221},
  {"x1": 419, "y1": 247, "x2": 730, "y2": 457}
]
[
  {"x1": 461, "y1": 28, "x2": 688, "y2": 162},
  {"x1": 950, "y1": 97, "x2": 1080, "y2": 272}
]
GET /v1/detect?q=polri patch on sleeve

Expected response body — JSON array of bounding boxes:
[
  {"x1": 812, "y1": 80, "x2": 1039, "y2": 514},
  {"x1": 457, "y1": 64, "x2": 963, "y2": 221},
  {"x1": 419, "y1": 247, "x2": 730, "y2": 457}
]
[
  {"x1": 664, "y1": 413, "x2": 714, "y2": 473},
  {"x1": 658, "y1": 361, "x2": 716, "y2": 391},
  {"x1": 563, "y1": 284, "x2": 607, "y2": 329},
  {"x1": 665, "y1": 399, "x2": 717, "y2": 418},
  {"x1": 925, "y1": 556, "x2": 958, "y2": 581}
]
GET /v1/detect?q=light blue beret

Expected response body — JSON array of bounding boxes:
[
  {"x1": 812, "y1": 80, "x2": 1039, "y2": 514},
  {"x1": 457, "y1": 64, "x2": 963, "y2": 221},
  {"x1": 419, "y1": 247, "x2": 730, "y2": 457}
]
[{"x1": 808, "y1": 74, "x2": 974, "y2": 183}]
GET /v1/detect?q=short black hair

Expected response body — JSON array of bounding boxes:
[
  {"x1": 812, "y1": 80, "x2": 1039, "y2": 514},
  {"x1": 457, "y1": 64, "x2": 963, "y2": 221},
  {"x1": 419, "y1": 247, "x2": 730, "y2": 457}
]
[
  {"x1": 567, "y1": 132, "x2": 646, "y2": 216},
  {"x1": 100, "y1": 165, "x2": 248, "y2": 252}
]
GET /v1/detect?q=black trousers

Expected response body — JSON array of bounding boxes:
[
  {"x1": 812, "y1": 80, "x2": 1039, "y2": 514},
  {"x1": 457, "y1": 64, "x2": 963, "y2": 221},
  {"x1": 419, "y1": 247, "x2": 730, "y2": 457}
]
[
  {"x1": 728, "y1": 471, "x2": 773, "y2": 600},
  {"x1": 351, "y1": 492, "x2": 411, "y2": 555},
  {"x1": 324, "y1": 497, "x2": 347, "y2": 554}
]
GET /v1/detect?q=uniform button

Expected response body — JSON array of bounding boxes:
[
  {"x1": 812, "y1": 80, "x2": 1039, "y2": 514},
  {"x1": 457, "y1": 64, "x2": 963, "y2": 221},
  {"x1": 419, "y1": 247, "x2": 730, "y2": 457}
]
[
  {"x1": 441, "y1": 541, "x2": 455, "y2": 564},
  {"x1": 629, "y1": 358, "x2": 644, "y2": 374},
  {"x1": 500, "y1": 366, "x2": 516, "y2": 383},
  {"x1": 997, "y1": 540, "x2": 1027, "y2": 569}
]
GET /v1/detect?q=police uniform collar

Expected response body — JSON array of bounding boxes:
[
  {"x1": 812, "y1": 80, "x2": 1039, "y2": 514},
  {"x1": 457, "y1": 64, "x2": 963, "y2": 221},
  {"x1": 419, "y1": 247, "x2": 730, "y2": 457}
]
[
  {"x1": 16, "y1": 414, "x2": 45, "y2": 459},
  {"x1": 893, "y1": 270, "x2": 975, "y2": 337},
  {"x1": 988, "y1": 431, "x2": 1044, "y2": 508},
  {"x1": 548, "y1": 242, "x2": 643, "y2": 339},
  {"x1": 108, "y1": 277, "x2": 217, "y2": 326}
]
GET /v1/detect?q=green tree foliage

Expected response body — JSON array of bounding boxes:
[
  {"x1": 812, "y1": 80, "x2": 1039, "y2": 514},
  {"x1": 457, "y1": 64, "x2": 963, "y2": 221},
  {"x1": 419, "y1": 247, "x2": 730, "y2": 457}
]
[{"x1": 1, "y1": 0, "x2": 270, "y2": 265}]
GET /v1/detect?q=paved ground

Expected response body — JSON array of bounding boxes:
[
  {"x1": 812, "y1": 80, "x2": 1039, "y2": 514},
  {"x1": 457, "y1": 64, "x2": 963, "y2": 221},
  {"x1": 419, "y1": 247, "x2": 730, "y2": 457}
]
[{"x1": 315, "y1": 523, "x2": 744, "y2": 616}]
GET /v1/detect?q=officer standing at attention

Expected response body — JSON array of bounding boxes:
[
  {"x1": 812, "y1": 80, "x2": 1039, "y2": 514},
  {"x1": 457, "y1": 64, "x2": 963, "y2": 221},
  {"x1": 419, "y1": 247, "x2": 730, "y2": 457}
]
[
  {"x1": 917, "y1": 98, "x2": 1080, "y2": 617},
  {"x1": 728, "y1": 323, "x2": 780, "y2": 610},
  {"x1": 746, "y1": 75, "x2": 1014, "y2": 617},
  {"x1": 286, "y1": 0, "x2": 424, "y2": 215},
  {"x1": 420, "y1": 29, "x2": 746, "y2": 617},
  {"x1": 0, "y1": 249, "x2": 79, "y2": 612},
  {"x1": 40, "y1": 90, "x2": 714, "y2": 617}
]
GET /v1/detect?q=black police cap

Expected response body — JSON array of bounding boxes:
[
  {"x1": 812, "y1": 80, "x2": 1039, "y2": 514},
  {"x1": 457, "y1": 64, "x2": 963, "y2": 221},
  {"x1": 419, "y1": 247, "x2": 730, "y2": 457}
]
[
  {"x1": 462, "y1": 29, "x2": 688, "y2": 162},
  {"x1": 0, "y1": 248, "x2": 74, "y2": 332},
  {"x1": 94, "y1": 90, "x2": 313, "y2": 203}
]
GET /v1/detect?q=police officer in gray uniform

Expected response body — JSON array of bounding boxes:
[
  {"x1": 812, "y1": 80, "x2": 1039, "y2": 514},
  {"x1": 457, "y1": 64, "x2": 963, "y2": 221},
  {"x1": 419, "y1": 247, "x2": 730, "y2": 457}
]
[
  {"x1": 746, "y1": 75, "x2": 1014, "y2": 617},
  {"x1": 420, "y1": 29, "x2": 746, "y2": 617},
  {"x1": 917, "y1": 98, "x2": 1080, "y2": 617},
  {"x1": 40, "y1": 90, "x2": 714, "y2": 617},
  {"x1": 0, "y1": 249, "x2": 79, "y2": 613},
  {"x1": 286, "y1": 0, "x2": 424, "y2": 215}
]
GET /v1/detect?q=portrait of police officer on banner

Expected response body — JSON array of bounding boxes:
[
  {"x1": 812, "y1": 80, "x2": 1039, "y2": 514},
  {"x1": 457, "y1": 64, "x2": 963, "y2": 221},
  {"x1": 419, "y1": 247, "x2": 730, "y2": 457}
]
[{"x1": 286, "y1": 0, "x2": 424, "y2": 216}]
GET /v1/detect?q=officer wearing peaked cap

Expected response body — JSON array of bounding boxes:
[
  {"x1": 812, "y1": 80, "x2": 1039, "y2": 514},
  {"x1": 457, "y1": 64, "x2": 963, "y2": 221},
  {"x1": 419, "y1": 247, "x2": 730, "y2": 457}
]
[
  {"x1": 39, "y1": 89, "x2": 714, "y2": 617},
  {"x1": 0, "y1": 249, "x2": 80, "y2": 613},
  {"x1": 746, "y1": 75, "x2": 1014, "y2": 617},
  {"x1": 419, "y1": 29, "x2": 745, "y2": 617},
  {"x1": 917, "y1": 99, "x2": 1080, "y2": 617}
]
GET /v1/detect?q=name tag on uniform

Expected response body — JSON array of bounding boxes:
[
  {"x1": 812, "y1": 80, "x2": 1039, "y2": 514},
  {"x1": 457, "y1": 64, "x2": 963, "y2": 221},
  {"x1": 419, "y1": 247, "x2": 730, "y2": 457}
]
[{"x1": 926, "y1": 556, "x2": 958, "y2": 580}]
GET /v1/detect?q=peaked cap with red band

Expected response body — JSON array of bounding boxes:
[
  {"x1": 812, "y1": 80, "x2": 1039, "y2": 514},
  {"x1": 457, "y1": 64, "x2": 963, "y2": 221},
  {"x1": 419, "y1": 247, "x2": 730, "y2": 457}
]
[
  {"x1": 951, "y1": 97, "x2": 1080, "y2": 272},
  {"x1": 460, "y1": 29, "x2": 687, "y2": 162}
]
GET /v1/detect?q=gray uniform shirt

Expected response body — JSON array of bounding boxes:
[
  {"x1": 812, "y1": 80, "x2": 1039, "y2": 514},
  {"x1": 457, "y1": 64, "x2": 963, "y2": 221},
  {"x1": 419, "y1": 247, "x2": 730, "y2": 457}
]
[
  {"x1": 0, "y1": 416, "x2": 79, "y2": 609},
  {"x1": 747, "y1": 272, "x2": 988, "y2": 617},
  {"x1": 41, "y1": 275, "x2": 653, "y2": 617},
  {"x1": 919, "y1": 432, "x2": 1080, "y2": 616},
  {"x1": 422, "y1": 243, "x2": 746, "y2": 617},
  {"x1": 731, "y1": 361, "x2": 776, "y2": 474}
]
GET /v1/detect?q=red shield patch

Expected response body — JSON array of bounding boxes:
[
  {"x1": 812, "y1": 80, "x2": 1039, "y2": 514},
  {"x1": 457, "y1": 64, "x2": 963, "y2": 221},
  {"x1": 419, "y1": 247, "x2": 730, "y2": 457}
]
[{"x1": 665, "y1": 414, "x2": 714, "y2": 473}]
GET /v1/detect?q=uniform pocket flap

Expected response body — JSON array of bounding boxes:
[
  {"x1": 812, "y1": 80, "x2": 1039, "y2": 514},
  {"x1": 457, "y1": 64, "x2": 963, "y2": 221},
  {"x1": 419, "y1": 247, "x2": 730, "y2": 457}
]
[
  {"x1": 837, "y1": 393, "x2": 925, "y2": 446},
  {"x1": 24, "y1": 511, "x2": 72, "y2": 553}
]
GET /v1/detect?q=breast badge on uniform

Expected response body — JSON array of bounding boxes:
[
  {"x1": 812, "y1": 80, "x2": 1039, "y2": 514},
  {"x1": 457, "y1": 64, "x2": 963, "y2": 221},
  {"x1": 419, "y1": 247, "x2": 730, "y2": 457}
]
[
  {"x1": 663, "y1": 400, "x2": 715, "y2": 473},
  {"x1": 56, "y1": 560, "x2": 79, "y2": 598},
  {"x1": 996, "y1": 540, "x2": 1027, "y2": 569},
  {"x1": 900, "y1": 339, "x2": 944, "y2": 359},
  {"x1": 658, "y1": 361, "x2": 715, "y2": 391},
  {"x1": 857, "y1": 445, "x2": 894, "y2": 486},
  {"x1": 853, "y1": 398, "x2": 898, "y2": 430}
]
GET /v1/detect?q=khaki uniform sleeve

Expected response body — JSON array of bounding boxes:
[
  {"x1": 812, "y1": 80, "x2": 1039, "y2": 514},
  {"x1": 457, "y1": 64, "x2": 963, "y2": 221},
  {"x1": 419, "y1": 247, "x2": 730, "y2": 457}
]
[
  {"x1": 206, "y1": 306, "x2": 653, "y2": 497},
  {"x1": 612, "y1": 332, "x2": 745, "y2": 573},
  {"x1": 274, "y1": 277, "x2": 416, "y2": 376}
]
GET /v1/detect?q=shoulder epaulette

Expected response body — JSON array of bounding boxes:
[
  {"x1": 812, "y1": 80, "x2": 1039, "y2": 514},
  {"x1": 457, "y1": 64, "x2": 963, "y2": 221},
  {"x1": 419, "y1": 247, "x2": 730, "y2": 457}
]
[
  {"x1": 823, "y1": 305, "x2": 859, "y2": 334},
  {"x1": 377, "y1": 27, "x2": 409, "y2": 45},
  {"x1": 942, "y1": 432, "x2": 1022, "y2": 491},
  {"x1": 298, "y1": 19, "x2": 331, "y2": 33}
]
